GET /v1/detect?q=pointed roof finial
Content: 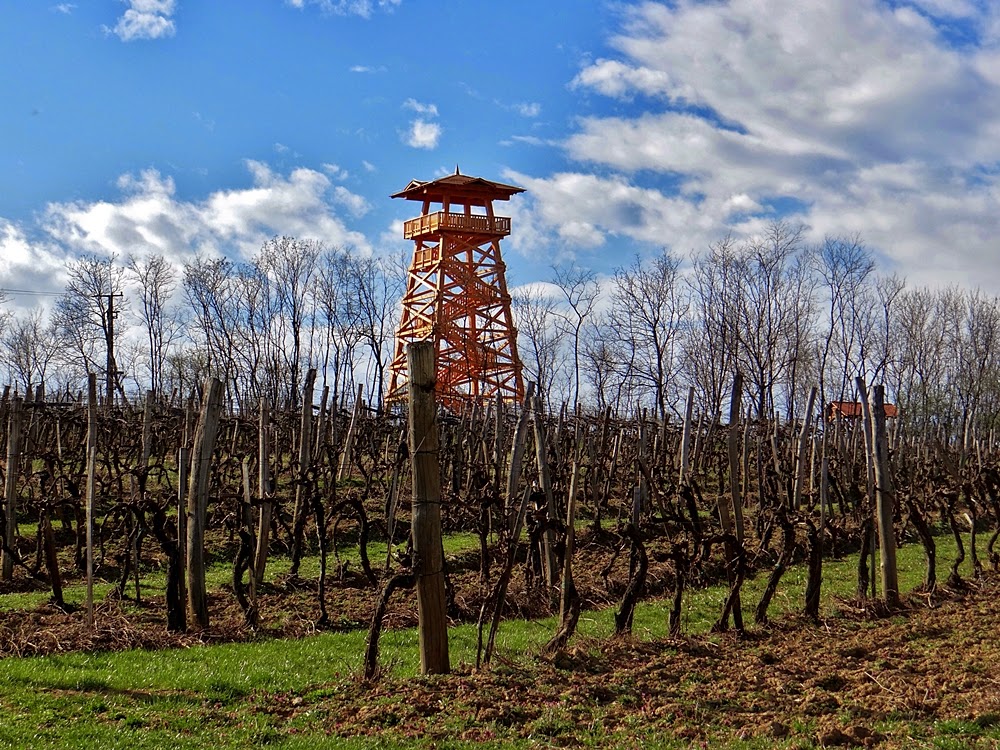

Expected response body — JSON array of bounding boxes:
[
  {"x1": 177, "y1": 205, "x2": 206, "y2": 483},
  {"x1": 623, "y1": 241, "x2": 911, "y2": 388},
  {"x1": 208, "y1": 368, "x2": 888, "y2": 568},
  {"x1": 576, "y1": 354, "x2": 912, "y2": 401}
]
[{"x1": 455, "y1": 164, "x2": 460, "y2": 175}]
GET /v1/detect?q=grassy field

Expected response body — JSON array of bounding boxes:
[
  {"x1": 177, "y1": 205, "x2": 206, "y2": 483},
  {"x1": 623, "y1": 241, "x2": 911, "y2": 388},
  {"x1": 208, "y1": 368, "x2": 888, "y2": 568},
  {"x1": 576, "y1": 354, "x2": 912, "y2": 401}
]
[{"x1": 0, "y1": 531, "x2": 990, "y2": 749}]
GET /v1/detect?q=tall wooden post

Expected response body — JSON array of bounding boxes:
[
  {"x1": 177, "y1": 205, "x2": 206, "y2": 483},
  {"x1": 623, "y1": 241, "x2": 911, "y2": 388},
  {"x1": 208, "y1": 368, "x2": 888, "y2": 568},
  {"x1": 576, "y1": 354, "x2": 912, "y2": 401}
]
[
  {"x1": 532, "y1": 394, "x2": 557, "y2": 587},
  {"x1": 726, "y1": 373, "x2": 744, "y2": 542},
  {"x1": 871, "y1": 384, "x2": 899, "y2": 606},
  {"x1": 289, "y1": 368, "x2": 316, "y2": 576},
  {"x1": 254, "y1": 397, "x2": 272, "y2": 587},
  {"x1": 793, "y1": 386, "x2": 818, "y2": 510},
  {"x1": 2, "y1": 397, "x2": 22, "y2": 580},
  {"x1": 85, "y1": 375, "x2": 98, "y2": 628},
  {"x1": 186, "y1": 377, "x2": 224, "y2": 629},
  {"x1": 407, "y1": 342, "x2": 450, "y2": 674},
  {"x1": 679, "y1": 386, "x2": 695, "y2": 482}
]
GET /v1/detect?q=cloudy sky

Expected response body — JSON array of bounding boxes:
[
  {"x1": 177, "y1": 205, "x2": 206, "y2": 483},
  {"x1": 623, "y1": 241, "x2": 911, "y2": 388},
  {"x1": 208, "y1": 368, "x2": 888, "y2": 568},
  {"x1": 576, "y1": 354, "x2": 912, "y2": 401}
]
[{"x1": 2, "y1": 0, "x2": 999, "y2": 305}]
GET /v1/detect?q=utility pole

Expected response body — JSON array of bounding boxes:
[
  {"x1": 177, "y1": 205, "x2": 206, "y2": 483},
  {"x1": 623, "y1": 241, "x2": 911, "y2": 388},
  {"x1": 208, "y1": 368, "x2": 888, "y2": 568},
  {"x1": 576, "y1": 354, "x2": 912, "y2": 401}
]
[{"x1": 100, "y1": 292, "x2": 123, "y2": 408}]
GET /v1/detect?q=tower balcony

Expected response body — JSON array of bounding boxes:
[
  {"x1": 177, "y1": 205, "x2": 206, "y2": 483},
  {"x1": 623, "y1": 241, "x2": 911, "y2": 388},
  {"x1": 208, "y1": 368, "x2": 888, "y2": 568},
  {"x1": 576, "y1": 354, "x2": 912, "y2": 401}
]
[{"x1": 402, "y1": 211, "x2": 511, "y2": 240}]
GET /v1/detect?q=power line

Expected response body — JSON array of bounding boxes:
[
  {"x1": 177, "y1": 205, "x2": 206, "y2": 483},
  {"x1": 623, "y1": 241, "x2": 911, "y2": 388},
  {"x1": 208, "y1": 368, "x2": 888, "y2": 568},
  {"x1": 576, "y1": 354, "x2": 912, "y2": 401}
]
[{"x1": 0, "y1": 287, "x2": 65, "y2": 297}]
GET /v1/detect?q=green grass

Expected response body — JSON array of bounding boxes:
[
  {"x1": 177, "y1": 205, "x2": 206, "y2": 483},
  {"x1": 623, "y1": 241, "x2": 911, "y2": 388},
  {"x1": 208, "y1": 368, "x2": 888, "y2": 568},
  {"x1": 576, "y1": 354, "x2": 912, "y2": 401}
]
[{"x1": 0, "y1": 530, "x2": 985, "y2": 749}]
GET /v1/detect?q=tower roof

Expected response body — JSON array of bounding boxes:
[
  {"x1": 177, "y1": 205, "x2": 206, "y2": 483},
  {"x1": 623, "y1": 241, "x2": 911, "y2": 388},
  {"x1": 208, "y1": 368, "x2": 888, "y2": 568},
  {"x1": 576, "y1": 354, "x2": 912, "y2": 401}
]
[{"x1": 391, "y1": 170, "x2": 524, "y2": 205}]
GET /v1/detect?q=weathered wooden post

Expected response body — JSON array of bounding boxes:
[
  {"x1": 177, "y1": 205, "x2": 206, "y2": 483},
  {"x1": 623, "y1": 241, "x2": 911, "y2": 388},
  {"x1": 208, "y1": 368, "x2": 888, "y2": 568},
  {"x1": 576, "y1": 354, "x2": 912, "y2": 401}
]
[
  {"x1": 532, "y1": 394, "x2": 558, "y2": 587},
  {"x1": 290, "y1": 368, "x2": 316, "y2": 576},
  {"x1": 85, "y1": 374, "x2": 98, "y2": 628},
  {"x1": 725, "y1": 372, "x2": 744, "y2": 542},
  {"x1": 504, "y1": 381, "x2": 535, "y2": 526},
  {"x1": 407, "y1": 341, "x2": 449, "y2": 675},
  {"x1": 2, "y1": 396, "x2": 22, "y2": 580},
  {"x1": 186, "y1": 377, "x2": 224, "y2": 630},
  {"x1": 337, "y1": 383, "x2": 365, "y2": 482},
  {"x1": 856, "y1": 377, "x2": 878, "y2": 598},
  {"x1": 679, "y1": 386, "x2": 695, "y2": 482},
  {"x1": 254, "y1": 397, "x2": 272, "y2": 587},
  {"x1": 870, "y1": 384, "x2": 899, "y2": 607},
  {"x1": 792, "y1": 386, "x2": 818, "y2": 510}
]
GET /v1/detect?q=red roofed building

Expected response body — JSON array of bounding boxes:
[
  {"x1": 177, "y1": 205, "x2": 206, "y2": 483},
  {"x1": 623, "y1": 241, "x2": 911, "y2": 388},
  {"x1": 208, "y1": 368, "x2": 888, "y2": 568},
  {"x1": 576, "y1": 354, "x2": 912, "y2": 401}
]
[{"x1": 825, "y1": 400, "x2": 898, "y2": 422}]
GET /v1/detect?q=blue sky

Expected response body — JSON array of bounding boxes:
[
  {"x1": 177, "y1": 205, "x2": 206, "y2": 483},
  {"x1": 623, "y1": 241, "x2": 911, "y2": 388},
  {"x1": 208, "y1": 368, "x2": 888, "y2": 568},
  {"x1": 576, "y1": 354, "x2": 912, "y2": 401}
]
[{"x1": 2, "y1": 0, "x2": 999, "y2": 304}]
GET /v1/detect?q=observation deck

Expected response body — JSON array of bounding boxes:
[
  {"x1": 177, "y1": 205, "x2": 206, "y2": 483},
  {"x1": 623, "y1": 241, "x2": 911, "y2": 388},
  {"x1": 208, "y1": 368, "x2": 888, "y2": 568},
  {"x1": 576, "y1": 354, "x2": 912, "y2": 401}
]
[{"x1": 402, "y1": 211, "x2": 512, "y2": 240}]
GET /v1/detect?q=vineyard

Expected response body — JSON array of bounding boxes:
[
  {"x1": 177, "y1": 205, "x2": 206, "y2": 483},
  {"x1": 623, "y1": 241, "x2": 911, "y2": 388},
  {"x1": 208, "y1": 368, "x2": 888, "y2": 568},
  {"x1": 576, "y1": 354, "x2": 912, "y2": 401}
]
[{"x1": 1, "y1": 360, "x2": 999, "y2": 748}]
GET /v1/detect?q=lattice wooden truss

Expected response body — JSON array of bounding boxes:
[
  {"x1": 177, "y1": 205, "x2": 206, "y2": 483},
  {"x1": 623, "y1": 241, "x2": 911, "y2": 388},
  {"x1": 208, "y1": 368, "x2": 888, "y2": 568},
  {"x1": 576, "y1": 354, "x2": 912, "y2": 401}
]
[{"x1": 386, "y1": 170, "x2": 525, "y2": 409}]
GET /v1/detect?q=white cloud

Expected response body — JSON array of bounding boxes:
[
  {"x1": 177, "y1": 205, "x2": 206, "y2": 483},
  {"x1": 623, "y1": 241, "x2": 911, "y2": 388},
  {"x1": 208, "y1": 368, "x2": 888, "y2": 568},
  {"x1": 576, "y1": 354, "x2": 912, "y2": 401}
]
[
  {"x1": 0, "y1": 221, "x2": 71, "y2": 303},
  {"x1": 110, "y1": 0, "x2": 177, "y2": 41},
  {"x1": 404, "y1": 119, "x2": 442, "y2": 149},
  {"x1": 38, "y1": 162, "x2": 371, "y2": 271},
  {"x1": 286, "y1": 0, "x2": 402, "y2": 19},
  {"x1": 53, "y1": 4, "x2": 76, "y2": 14},
  {"x1": 508, "y1": 0, "x2": 1000, "y2": 291},
  {"x1": 403, "y1": 98, "x2": 439, "y2": 117},
  {"x1": 350, "y1": 64, "x2": 387, "y2": 73},
  {"x1": 331, "y1": 186, "x2": 370, "y2": 218},
  {"x1": 514, "y1": 102, "x2": 542, "y2": 118}
]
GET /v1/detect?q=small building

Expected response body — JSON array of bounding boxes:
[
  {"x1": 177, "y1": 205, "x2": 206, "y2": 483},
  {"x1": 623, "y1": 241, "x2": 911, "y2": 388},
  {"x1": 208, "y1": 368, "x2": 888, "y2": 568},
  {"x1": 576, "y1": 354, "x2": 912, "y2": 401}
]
[{"x1": 825, "y1": 400, "x2": 898, "y2": 422}]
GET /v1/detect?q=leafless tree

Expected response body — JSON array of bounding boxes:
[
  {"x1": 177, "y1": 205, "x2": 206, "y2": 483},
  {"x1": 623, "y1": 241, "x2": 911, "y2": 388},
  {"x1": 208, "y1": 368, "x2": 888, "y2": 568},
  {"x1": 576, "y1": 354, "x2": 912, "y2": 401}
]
[
  {"x1": 52, "y1": 254, "x2": 129, "y2": 401},
  {"x1": 512, "y1": 284, "x2": 566, "y2": 406},
  {"x1": 551, "y1": 264, "x2": 600, "y2": 408},
  {"x1": 608, "y1": 249, "x2": 687, "y2": 420},
  {"x1": 349, "y1": 254, "x2": 403, "y2": 412},
  {"x1": 315, "y1": 247, "x2": 364, "y2": 405},
  {"x1": 256, "y1": 236, "x2": 321, "y2": 408},
  {"x1": 685, "y1": 236, "x2": 741, "y2": 417},
  {"x1": 1, "y1": 309, "x2": 58, "y2": 393},
  {"x1": 126, "y1": 254, "x2": 184, "y2": 397},
  {"x1": 183, "y1": 256, "x2": 240, "y2": 406},
  {"x1": 730, "y1": 222, "x2": 813, "y2": 419}
]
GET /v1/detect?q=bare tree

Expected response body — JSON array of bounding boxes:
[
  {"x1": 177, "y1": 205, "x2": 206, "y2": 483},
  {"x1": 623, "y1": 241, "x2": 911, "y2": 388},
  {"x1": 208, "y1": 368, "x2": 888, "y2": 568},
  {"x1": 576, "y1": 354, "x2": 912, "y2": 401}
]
[
  {"x1": 730, "y1": 222, "x2": 812, "y2": 418},
  {"x1": 1, "y1": 309, "x2": 58, "y2": 392},
  {"x1": 315, "y1": 247, "x2": 364, "y2": 405},
  {"x1": 349, "y1": 254, "x2": 403, "y2": 412},
  {"x1": 551, "y1": 264, "x2": 600, "y2": 408},
  {"x1": 608, "y1": 249, "x2": 687, "y2": 420},
  {"x1": 126, "y1": 254, "x2": 183, "y2": 396},
  {"x1": 256, "y1": 237, "x2": 321, "y2": 408},
  {"x1": 685, "y1": 236, "x2": 740, "y2": 417},
  {"x1": 512, "y1": 284, "x2": 566, "y2": 406},
  {"x1": 52, "y1": 254, "x2": 129, "y2": 401},
  {"x1": 183, "y1": 256, "x2": 240, "y2": 405}
]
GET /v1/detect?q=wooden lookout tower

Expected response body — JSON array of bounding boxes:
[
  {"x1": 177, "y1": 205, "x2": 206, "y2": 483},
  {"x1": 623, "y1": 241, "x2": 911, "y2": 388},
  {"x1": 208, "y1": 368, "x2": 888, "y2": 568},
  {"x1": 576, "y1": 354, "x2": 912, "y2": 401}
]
[{"x1": 386, "y1": 169, "x2": 525, "y2": 409}]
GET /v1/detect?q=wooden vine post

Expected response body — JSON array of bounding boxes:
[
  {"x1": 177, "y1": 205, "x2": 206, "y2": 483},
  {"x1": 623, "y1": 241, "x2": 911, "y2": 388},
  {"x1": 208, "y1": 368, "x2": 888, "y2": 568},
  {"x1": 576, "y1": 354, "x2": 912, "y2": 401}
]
[
  {"x1": 870, "y1": 384, "x2": 900, "y2": 607},
  {"x1": 407, "y1": 341, "x2": 450, "y2": 675},
  {"x1": 793, "y1": 386, "x2": 818, "y2": 510},
  {"x1": 254, "y1": 397, "x2": 271, "y2": 587},
  {"x1": 725, "y1": 373, "x2": 743, "y2": 540},
  {"x1": 186, "y1": 377, "x2": 224, "y2": 630},
  {"x1": 2, "y1": 396, "x2": 22, "y2": 581},
  {"x1": 85, "y1": 374, "x2": 98, "y2": 628}
]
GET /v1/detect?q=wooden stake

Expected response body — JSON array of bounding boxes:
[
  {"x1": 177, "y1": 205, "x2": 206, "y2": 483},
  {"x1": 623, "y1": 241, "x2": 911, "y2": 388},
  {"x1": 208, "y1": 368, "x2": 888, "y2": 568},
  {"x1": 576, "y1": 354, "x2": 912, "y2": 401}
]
[
  {"x1": 254, "y1": 397, "x2": 271, "y2": 587},
  {"x1": 792, "y1": 386, "x2": 818, "y2": 510},
  {"x1": 2, "y1": 397, "x2": 22, "y2": 581},
  {"x1": 726, "y1": 372, "x2": 744, "y2": 542},
  {"x1": 870, "y1": 384, "x2": 899, "y2": 606},
  {"x1": 407, "y1": 342, "x2": 450, "y2": 675},
  {"x1": 85, "y1": 375, "x2": 97, "y2": 628},
  {"x1": 186, "y1": 377, "x2": 224, "y2": 629}
]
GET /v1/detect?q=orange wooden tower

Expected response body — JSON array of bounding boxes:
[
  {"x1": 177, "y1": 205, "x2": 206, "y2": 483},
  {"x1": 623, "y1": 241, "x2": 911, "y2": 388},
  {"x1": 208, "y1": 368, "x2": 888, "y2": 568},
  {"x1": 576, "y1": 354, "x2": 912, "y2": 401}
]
[{"x1": 386, "y1": 169, "x2": 525, "y2": 409}]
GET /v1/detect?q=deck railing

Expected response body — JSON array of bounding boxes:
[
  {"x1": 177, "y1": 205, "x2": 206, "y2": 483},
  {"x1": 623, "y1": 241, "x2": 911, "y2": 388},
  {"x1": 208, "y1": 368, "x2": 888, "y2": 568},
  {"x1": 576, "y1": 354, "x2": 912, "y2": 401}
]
[{"x1": 402, "y1": 211, "x2": 511, "y2": 239}]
